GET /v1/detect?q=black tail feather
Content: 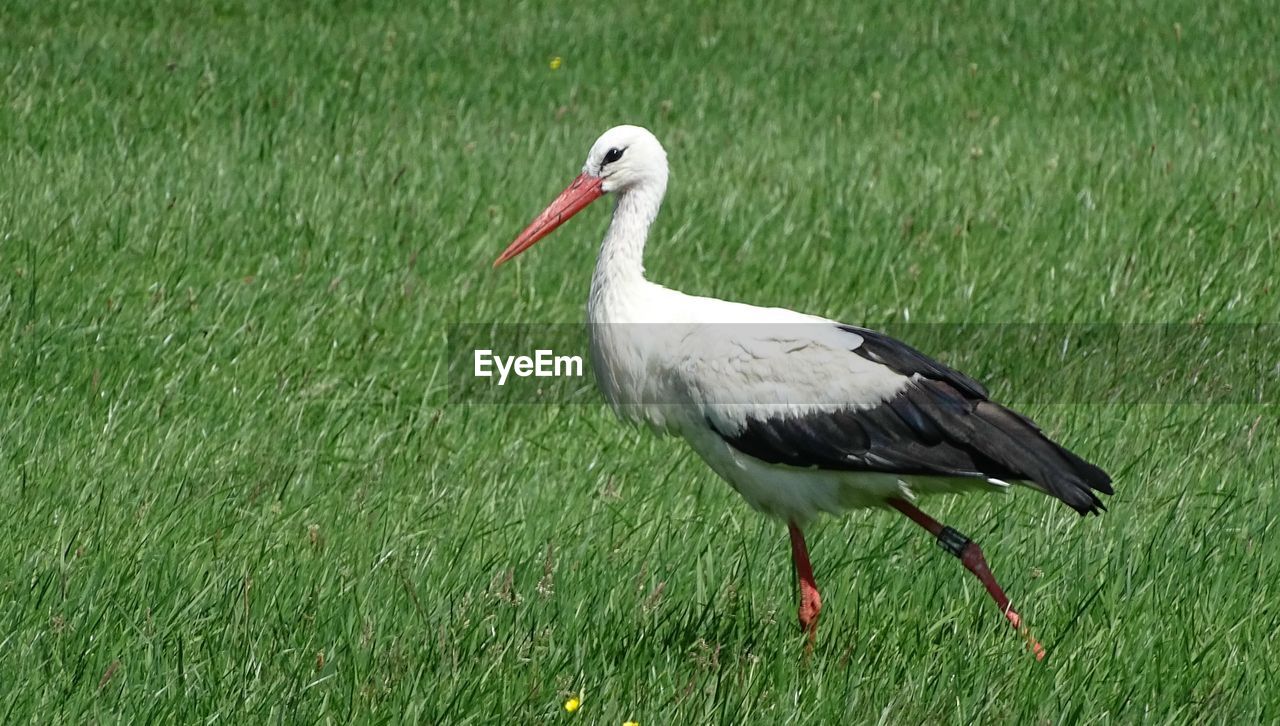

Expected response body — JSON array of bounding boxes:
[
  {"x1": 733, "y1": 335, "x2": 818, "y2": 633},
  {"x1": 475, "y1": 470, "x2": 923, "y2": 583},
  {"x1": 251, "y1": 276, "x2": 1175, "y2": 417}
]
[{"x1": 913, "y1": 381, "x2": 1113, "y2": 516}]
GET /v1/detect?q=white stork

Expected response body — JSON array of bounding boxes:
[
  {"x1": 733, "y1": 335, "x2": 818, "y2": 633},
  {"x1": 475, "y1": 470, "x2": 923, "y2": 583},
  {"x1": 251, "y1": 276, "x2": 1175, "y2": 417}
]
[{"x1": 493, "y1": 125, "x2": 1112, "y2": 659}]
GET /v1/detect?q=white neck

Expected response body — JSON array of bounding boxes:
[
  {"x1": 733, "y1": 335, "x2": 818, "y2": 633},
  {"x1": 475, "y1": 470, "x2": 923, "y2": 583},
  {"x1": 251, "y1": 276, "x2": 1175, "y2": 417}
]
[{"x1": 589, "y1": 178, "x2": 666, "y2": 312}]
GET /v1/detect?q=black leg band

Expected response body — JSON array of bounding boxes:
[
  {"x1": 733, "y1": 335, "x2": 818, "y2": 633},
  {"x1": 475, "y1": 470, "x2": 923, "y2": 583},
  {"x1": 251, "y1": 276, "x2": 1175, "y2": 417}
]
[{"x1": 936, "y1": 526, "x2": 971, "y2": 558}]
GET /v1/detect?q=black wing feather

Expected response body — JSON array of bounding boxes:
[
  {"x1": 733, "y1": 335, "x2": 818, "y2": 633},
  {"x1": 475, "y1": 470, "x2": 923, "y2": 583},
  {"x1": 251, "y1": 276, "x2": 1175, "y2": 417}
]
[
  {"x1": 842, "y1": 325, "x2": 988, "y2": 399},
  {"x1": 713, "y1": 326, "x2": 1113, "y2": 515}
]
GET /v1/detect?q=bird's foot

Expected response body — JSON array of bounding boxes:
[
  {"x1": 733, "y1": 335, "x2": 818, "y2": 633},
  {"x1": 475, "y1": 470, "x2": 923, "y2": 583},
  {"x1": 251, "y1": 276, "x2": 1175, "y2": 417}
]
[
  {"x1": 789, "y1": 522, "x2": 823, "y2": 652},
  {"x1": 797, "y1": 588, "x2": 821, "y2": 643},
  {"x1": 1003, "y1": 608, "x2": 1046, "y2": 661}
]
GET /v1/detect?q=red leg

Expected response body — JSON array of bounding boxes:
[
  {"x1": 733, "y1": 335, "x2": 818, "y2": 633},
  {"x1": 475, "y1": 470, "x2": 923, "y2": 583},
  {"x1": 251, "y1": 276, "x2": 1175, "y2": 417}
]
[
  {"x1": 887, "y1": 498, "x2": 1046, "y2": 661},
  {"x1": 788, "y1": 522, "x2": 822, "y2": 643}
]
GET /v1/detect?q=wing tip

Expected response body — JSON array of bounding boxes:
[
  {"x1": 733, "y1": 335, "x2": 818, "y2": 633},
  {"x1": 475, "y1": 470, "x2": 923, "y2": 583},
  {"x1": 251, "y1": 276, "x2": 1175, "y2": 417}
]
[{"x1": 1059, "y1": 465, "x2": 1113, "y2": 516}]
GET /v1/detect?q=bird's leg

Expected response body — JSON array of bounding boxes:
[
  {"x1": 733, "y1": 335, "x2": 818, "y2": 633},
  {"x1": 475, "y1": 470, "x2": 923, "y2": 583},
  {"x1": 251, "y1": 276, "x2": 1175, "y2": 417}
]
[
  {"x1": 886, "y1": 498, "x2": 1046, "y2": 661},
  {"x1": 788, "y1": 522, "x2": 822, "y2": 643}
]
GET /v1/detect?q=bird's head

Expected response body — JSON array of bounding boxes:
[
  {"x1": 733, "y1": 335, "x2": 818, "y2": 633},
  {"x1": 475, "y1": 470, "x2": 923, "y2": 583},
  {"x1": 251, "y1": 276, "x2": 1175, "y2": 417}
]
[
  {"x1": 584, "y1": 124, "x2": 668, "y2": 194},
  {"x1": 494, "y1": 125, "x2": 668, "y2": 267}
]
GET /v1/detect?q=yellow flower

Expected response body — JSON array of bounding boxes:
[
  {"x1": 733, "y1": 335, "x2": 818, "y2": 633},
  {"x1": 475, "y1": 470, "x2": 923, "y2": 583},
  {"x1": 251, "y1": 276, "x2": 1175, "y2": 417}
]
[
  {"x1": 623, "y1": 722, "x2": 640, "y2": 726},
  {"x1": 564, "y1": 697, "x2": 580, "y2": 713},
  {"x1": 549, "y1": 56, "x2": 563, "y2": 71}
]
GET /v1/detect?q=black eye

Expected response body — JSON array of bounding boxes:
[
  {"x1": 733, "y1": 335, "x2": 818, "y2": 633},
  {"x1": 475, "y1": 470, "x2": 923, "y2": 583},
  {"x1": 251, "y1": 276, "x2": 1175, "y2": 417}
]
[{"x1": 603, "y1": 147, "x2": 625, "y2": 165}]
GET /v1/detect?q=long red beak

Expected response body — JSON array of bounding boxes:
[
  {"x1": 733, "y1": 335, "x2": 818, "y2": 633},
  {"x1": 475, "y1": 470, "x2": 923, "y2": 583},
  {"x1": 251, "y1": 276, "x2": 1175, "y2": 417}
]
[{"x1": 493, "y1": 173, "x2": 604, "y2": 267}]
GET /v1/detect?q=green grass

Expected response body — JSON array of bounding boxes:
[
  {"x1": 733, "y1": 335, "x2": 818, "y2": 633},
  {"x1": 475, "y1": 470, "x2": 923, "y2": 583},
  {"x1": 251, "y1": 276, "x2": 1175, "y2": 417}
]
[{"x1": 3, "y1": 0, "x2": 1279, "y2": 721}]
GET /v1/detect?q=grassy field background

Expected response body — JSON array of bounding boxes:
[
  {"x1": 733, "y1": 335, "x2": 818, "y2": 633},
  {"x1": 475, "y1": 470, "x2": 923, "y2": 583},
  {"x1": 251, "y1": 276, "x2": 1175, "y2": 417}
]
[{"x1": 3, "y1": 0, "x2": 1278, "y2": 721}]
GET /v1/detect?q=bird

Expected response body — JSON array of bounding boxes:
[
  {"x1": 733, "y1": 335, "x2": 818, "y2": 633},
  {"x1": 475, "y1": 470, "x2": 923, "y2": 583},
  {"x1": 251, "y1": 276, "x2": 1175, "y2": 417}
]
[{"x1": 492, "y1": 125, "x2": 1112, "y2": 659}]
